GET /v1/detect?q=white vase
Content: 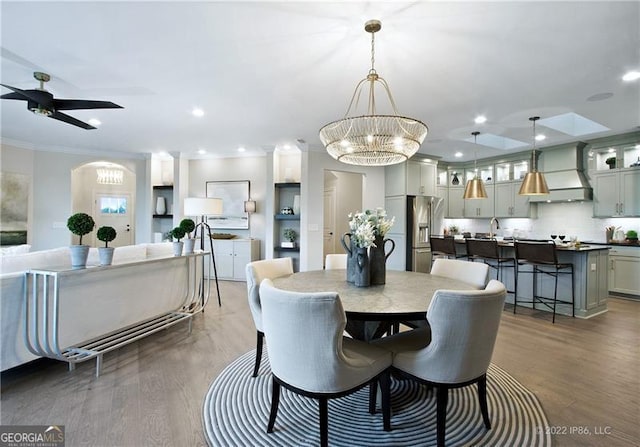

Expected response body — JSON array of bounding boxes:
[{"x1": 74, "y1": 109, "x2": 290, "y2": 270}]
[
  {"x1": 183, "y1": 238, "x2": 196, "y2": 255},
  {"x1": 156, "y1": 197, "x2": 166, "y2": 215},
  {"x1": 172, "y1": 241, "x2": 184, "y2": 256},
  {"x1": 293, "y1": 195, "x2": 300, "y2": 215},
  {"x1": 98, "y1": 247, "x2": 115, "y2": 266}
]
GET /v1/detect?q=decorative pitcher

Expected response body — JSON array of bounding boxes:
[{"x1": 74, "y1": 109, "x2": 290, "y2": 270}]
[
  {"x1": 369, "y1": 236, "x2": 396, "y2": 285},
  {"x1": 354, "y1": 247, "x2": 370, "y2": 287},
  {"x1": 341, "y1": 233, "x2": 356, "y2": 283}
]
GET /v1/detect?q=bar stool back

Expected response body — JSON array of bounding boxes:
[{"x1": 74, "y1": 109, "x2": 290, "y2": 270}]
[
  {"x1": 465, "y1": 239, "x2": 516, "y2": 296},
  {"x1": 514, "y1": 241, "x2": 575, "y2": 323},
  {"x1": 430, "y1": 237, "x2": 463, "y2": 261}
]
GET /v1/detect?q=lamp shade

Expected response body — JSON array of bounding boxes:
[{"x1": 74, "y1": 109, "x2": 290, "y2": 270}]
[
  {"x1": 463, "y1": 177, "x2": 488, "y2": 199},
  {"x1": 518, "y1": 171, "x2": 550, "y2": 195},
  {"x1": 184, "y1": 197, "x2": 223, "y2": 216}
]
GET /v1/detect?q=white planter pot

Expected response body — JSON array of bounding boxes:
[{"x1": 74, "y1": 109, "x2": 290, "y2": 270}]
[
  {"x1": 173, "y1": 241, "x2": 184, "y2": 256},
  {"x1": 156, "y1": 197, "x2": 166, "y2": 215},
  {"x1": 281, "y1": 241, "x2": 296, "y2": 248},
  {"x1": 98, "y1": 247, "x2": 115, "y2": 266},
  {"x1": 183, "y1": 238, "x2": 196, "y2": 255},
  {"x1": 69, "y1": 245, "x2": 90, "y2": 268}
]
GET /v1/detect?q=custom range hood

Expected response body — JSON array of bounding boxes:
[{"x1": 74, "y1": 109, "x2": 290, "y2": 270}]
[{"x1": 528, "y1": 142, "x2": 593, "y2": 202}]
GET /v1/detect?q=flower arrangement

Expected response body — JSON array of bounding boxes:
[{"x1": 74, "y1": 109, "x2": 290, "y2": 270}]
[{"x1": 348, "y1": 208, "x2": 395, "y2": 248}]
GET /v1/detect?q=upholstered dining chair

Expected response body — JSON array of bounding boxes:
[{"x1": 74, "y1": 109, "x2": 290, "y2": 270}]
[
  {"x1": 245, "y1": 257, "x2": 294, "y2": 377},
  {"x1": 430, "y1": 258, "x2": 490, "y2": 289},
  {"x1": 259, "y1": 279, "x2": 392, "y2": 447},
  {"x1": 325, "y1": 253, "x2": 347, "y2": 270},
  {"x1": 372, "y1": 279, "x2": 507, "y2": 447}
]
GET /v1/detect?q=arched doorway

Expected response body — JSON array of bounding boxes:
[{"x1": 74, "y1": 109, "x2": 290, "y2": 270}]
[{"x1": 71, "y1": 162, "x2": 136, "y2": 247}]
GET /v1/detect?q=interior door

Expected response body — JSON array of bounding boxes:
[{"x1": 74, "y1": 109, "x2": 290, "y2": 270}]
[
  {"x1": 93, "y1": 192, "x2": 133, "y2": 247},
  {"x1": 323, "y1": 187, "x2": 336, "y2": 264}
]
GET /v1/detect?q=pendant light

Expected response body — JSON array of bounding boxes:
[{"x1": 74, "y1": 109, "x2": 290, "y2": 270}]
[
  {"x1": 318, "y1": 20, "x2": 428, "y2": 166},
  {"x1": 463, "y1": 131, "x2": 488, "y2": 199},
  {"x1": 518, "y1": 116, "x2": 550, "y2": 195}
]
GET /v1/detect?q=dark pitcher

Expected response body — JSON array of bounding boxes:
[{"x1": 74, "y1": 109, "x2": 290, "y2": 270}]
[
  {"x1": 369, "y1": 235, "x2": 395, "y2": 285},
  {"x1": 341, "y1": 233, "x2": 356, "y2": 283}
]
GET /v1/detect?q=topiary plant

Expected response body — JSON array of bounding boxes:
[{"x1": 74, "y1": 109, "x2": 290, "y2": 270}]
[
  {"x1": 67, "y1": 212, "x2": 95, "y2": 245},
  {"x1": 626, "y1": 230, "x2": 638, "y2": 240},
  {"x1": 97, "y1": 226, "x2": 117, "y2": 248},
  {"x1": 283, "y1": 228, "x2": 297, "y2": 242},
  {"x1": 168, "y1": 226, "x2": 186, "y2": 242},
  {"x1": 179, "y1": 218, "x2": 196, "y2": 238}
]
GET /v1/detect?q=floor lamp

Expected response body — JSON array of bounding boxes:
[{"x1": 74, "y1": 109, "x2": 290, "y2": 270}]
[{"x1": 184, "y1": 197, "x2": 223, "y2": 307}]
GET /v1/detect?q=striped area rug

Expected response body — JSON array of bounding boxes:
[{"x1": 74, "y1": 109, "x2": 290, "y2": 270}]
[{"x1": 203, "y1": 350, "x2": 551, "y2": 446}]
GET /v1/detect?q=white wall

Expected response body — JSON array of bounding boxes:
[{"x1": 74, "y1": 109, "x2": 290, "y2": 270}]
[
  {"x1": 188, "y1": 155, "x2": 267, "y2": 257},
  {"x1": 303, "y1": 150, "x2": 386, "y2": 271},
  {"x1": 1, "y1": 144, "x2": 150, "y2": 250}
]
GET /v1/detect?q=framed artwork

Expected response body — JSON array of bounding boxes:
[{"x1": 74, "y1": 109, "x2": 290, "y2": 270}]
[
  {"x1": 206, "y1": 180, "x2": 250, "y2": 229},
  {"x1": 0, "y1": 172, "x2": 29, "y2": 246}
]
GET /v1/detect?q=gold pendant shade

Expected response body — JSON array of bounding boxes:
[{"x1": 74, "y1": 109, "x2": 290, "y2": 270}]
[
  {"x1": 519, "y1": 116, "x2": 550, "y2": 195},
  {"x1": 463, "y1": 131, "x2": 488, "y2": 199}
]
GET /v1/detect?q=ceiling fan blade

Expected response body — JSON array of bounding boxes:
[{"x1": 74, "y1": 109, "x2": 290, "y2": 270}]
[
  {"x1": 0, "y1": 84, "x2": 52, "y2": 105},
  {"x1": 53, "y1": 99, "x2": 123, "y2": 110},
  {"x1": 49, "y1": 111, "x2": 96, "y2": 130},
  {"x1": 1, "y1": 92, "x2": 26, "y2": 100}
]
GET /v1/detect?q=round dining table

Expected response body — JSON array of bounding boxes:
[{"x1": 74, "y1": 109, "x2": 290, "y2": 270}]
[{"x1": 272, "y1": 269, "x2": 475, "y2": 340}]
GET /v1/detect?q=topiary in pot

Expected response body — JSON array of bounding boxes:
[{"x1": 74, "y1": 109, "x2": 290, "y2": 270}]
[
  {"x1": 168, "y1": 226, "x2": 186, "y2": 256},
  {"x1": 626, "y1": 230, "x2": 638, "y2": 243},
  {"x1": 66, "y1": 212, "x2": 95, "y2": 267},
  {"x1": 180, "y1": 218, "x2": 197, "y2": 254},
  {"x1": 97, "y1": 226, "x2": 117, "y2": 266}
]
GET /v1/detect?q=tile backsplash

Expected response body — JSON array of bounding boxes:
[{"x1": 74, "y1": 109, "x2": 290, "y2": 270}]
[{"x1": 444, "y1": 202, "x2": 639, "y2": 243}]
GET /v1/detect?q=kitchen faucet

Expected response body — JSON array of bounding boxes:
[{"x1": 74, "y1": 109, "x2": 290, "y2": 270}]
[{"x1": 489, "y1": 217, "x2": 500, "y2": 239}]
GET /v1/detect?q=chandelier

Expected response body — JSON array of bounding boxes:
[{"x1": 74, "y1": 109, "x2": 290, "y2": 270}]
[
  {"x1": 463, "y1": 131, "x2": 488, "y2": 199},
  {"x1": 319, "y1": 20, "x2": 428, "y2": 166},
  {"x1": 518, "y1": 116, "x2": 550, "y2": 195}
]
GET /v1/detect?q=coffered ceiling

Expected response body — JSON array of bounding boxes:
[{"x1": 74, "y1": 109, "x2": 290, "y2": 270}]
[{"x1": 1, "y1": 1, "x2": 638, "y2": 162}]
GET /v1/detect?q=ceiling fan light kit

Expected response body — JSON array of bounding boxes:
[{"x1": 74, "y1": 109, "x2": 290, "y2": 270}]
[
  {"x1": 319, "y1": 19, "x2": 428, "y2": 166},
  {"x1": 0, "y1": 71, "x2": 123, "y2": 129}
]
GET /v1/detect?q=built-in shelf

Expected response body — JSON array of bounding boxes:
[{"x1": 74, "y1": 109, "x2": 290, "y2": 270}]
[
  {"x1": 153, "y1": 214, "x2": 173, "y2": 219},
  {"x1": 153, "y1": 185, "x2": 173, "y2": 190},
  {"x1": 274, "y1": 246, "x2": 300, "y2": 252},
  {"x1": 275, "y1": 214, "x2": 300, "y2": 220}
]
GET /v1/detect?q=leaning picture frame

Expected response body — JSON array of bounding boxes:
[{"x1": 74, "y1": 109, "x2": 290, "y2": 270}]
[{"x1": 206, "y1": 180, "x2": 250, "y2": 229}]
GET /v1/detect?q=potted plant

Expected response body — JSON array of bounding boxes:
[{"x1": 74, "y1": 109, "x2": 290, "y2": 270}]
[
  {"x1": 605, "y1": 157, "x2": 616, "y2": 169},
  {"x1": 66, "y1": 212, "x2": 95, "y2": 267},
  {"x1": 626, "y1": 230, "x2": 638, "y2": 243},
  {"x1": 180, "y1": 218, "x2": 197, "y2": 254},
  {"x1": 96, "y1": 226, "x2": 117, "y2": 266},
  {"x1": 281, "y1": 228, "x2": 297, "y2": 248},
  {"x1": 168, "y1": 226, "x2": 186, "y2": 256}
]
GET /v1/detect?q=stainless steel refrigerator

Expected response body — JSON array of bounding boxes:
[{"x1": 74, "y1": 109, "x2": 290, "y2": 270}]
[{"x1": 406, "y1": 195, "x2": 444, "y2": 273}]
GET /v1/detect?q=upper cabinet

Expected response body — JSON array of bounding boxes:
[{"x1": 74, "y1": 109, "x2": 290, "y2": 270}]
[
  {"x1": 589, "y1": 135, "x2": 640, "y2": 217},
  {"x1": 385, "y1": 160, "x2": 438, "y2": 197}
]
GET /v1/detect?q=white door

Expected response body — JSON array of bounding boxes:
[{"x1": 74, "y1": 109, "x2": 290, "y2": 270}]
[
  {"x1": 323, "y1": 188, "x2": 337, "y2": 264},
  {"x1": 93, "y1": 193, "x2": 134, "y2": 247}
]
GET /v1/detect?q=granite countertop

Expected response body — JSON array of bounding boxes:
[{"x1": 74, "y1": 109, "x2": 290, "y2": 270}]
[
  {"x1": 445, "y1": 237, "x2": 609, "y2": 251},
  {"x1": 582, "y1": 241, "x2": 640, "y2": 248}
]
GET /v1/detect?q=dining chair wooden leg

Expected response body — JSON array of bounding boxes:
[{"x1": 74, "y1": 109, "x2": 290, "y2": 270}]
[
  {"x1": 368, "y1": 380, "x2": 377, "y2": 415},
  {"x1": 477, "y1": 374, "x2": 491, "y2": 429},
  {"x1": 380, "y1": 371, "x2": 391, "y2": 432},
  {"x1": 253, "y1": 330, "x2": 264, "y2": 377},
  {"x1": 267, "y1": 378, "x2": 280, "y2": 433},
  {"x1": 319, "y1": 397, "x2": 329, "y2": 447},
  {"x1": 436, "y1": 385, "x2": 448, "y2": 447}
]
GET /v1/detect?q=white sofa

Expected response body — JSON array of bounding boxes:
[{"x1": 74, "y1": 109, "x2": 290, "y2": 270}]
[{"x1": 0, "y1": 242, "x2": 191, "y2": 372}]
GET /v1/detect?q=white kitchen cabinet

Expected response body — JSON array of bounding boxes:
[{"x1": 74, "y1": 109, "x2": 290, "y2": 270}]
[
  {"x1": 447, "y1": 186, "x2": 465, "y2": 218},
  {"x1": 494, "y1": 181, "x2": 536, "y2": 218},
  {"x1": 385, "y1": 160, "x2": 438, "y2": 197},
  {"x1": 609, "y1": 246, "x2": 640, "y2": 297},
  {"x1": 464, "y1": 185, "x2": 494, "y2": 218},
  {"x1": 593, "y1": 169, "x2": 640, "y2": 217},
  {"x1": 212, "y1": 238, "x2": 260, "y2": 281}
]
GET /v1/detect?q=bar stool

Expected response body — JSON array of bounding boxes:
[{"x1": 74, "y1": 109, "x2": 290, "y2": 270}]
[
  {"x1": 430, "y1": 236, "x2": 465, "y2": 263},
  {"x1": 465, "y1": 239, "x2": 516, "y2": 297},
  {"x1": 514, "y1": 241, "x2": 575, "y2": 323}
]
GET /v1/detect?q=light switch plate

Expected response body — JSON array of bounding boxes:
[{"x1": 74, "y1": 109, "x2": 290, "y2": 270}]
[{"x1": 590, "y1": 263, "x2": 597, "y2": 272}]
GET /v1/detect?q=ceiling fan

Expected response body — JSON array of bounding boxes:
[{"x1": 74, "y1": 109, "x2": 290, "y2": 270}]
[{"x1": 0, "y1": 71, "x2": 123, "y2": 130}]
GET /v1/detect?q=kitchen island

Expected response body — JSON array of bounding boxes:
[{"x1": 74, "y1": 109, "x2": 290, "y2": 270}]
[{"x1": 451, "y1": 239, "x2": 609, "y2": 319}]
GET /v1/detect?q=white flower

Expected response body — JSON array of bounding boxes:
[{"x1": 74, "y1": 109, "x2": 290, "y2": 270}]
[{"x1": 348, "y1": 208, "x2": 396, "y2": 246}]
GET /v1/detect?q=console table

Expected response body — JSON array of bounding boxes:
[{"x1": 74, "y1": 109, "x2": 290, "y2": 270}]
[{"x1": 23, "y1": 252, "x2": 210, "y2": 377}]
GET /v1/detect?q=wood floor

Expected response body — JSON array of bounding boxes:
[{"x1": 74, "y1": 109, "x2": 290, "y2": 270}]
[{"x1": 1, "y1": 280, "x2": 638, "y2": 446}]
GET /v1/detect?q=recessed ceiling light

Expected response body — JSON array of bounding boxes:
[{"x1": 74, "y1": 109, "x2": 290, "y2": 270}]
[
  {"x1": 535, "y1": 134, "x2": 546, "y2": 141},
  {"x1": 454, "y1": 152, "x2": 463, "y2": 158},
  {"x1": 192, "y1": 108, "x2": 204, "y2": 117},
  {"x1": 283, "y1": 144, "x2": 291, "y2": 150},
  {"x1": 608, "y1": 148, "x2": 615, "y2": 153},
  {"x1": 88, "y1": 118, "x2": 101, "y2": 127},
  {"x1": 474, "y1": 115, "x2": 487, "y2": 124},
  {"x1": 197, "y1": 149, "x2": 206, "y2": 155},
  {"x1": 238, "y1": 147, "x2": 246, "y2": 152},
  {"x1": 622, "y1": 70, "x2": 640, "y2": 81}
]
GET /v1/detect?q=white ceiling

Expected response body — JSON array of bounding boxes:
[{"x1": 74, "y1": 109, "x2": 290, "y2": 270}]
[{"x1": 1, "y1": 1, "x2": 638, "y2": 163}]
